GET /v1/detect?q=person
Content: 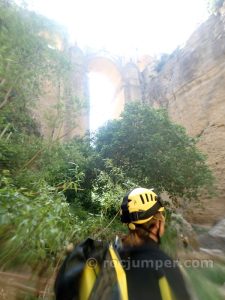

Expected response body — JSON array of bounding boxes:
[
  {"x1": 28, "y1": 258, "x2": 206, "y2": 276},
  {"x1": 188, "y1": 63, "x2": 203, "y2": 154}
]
[
  {"x1": 55, "y1": 187, "x2": 192, "y2": 300},
  {"x1": 115, "y1": 187, "x2": 192, "y2": 300}
]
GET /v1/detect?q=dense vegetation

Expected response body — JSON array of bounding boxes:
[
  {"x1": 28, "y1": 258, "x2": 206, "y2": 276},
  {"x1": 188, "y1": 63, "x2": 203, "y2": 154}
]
[
  {"x1": 94, "y1": 103, "x2": 213, "y2": 200},
  {"x1": 0, "y1": 1, "x2": 135, "y2": 270},
  {"x1": 1, "y1": 1, "x2": 221, "y2": 299},
  {"x1": 0, "y1": 0, "x2": 214, "y2": 266}
]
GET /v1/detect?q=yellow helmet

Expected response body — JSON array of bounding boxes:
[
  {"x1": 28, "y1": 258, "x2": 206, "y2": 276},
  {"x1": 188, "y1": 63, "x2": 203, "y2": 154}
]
[{"x1": 120, "y1": 187, "x2": 164, "y2": 225}]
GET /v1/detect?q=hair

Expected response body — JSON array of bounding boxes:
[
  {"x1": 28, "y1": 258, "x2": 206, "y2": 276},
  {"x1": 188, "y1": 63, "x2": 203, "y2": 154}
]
[{"x1": 121, "y1": 212, "x2": 164, "y2": 248}]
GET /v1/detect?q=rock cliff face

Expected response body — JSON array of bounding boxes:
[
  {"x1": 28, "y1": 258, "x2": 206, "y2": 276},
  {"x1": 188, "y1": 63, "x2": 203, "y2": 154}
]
[
  {"x1": 36, "y1": 10, "x2": 225, "y2": 224},
  {"x1": 142, "y1": 12, "x2": 225, "y2": 224}
]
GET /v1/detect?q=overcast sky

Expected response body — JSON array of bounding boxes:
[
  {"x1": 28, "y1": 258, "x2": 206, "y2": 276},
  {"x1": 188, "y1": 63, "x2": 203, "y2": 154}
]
[
  {"x1": 28, "y1": 0, "x2": 209, "y2": 56},
  {"x1": 25, "y1": 0, "x2": 209, "y2": 130}
]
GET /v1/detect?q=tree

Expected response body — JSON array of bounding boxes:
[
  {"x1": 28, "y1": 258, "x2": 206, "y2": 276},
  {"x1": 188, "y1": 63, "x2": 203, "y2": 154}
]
[
  {"x1": 94, "y1": 103, "x2": 213, "y2": 200},
  {"x1": 0, "y1": 1, "x2": 74, "y2": 181},
  {"x1": 0, "y1": 0, "x2": 69, "y2": 111}
]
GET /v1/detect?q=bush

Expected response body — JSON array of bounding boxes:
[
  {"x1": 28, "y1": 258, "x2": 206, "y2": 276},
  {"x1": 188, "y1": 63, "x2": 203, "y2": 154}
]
[
  {"x1": 94, "y1": 103, "x2": 214, "y2": 201},
  {"x1": 0, "y1": 172, "x2": 78, "y2": 266},
  {"x1": 92, "y1": 159, "x2": 137, "y2": 217}
]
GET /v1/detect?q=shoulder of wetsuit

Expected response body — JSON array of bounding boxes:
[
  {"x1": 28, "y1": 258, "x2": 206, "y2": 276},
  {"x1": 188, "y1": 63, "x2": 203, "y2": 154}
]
[{"x1": 117, "y1": 242, "x2": 192, "y2": 300}]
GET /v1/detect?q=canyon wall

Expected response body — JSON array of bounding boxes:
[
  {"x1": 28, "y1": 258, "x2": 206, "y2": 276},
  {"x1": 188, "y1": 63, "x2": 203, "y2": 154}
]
[
  {"x1": 142, "y1": 12, "x2": 225, "y2": 224},
  {"x1": 37, "y1": 9, "x2": 225, "y2": 224}
]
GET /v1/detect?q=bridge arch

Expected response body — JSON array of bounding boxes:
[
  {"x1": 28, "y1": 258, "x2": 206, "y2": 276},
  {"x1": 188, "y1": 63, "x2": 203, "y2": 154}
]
[
  {"x1": 63, "y1": 46, "x2": 142, "y2": 137},
  {"x1": 87, "y1": 55, "x2": 125, "y2": 124}
]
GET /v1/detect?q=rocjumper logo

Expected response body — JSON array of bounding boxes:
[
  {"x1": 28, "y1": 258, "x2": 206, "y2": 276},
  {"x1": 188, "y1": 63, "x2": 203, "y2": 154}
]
[{"x1": 87, "y1": 257, "x2": 214, "y2": 271}]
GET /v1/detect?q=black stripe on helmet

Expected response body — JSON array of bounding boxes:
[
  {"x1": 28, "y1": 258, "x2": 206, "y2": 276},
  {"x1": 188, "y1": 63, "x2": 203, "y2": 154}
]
[{"x1": 121, "y1": 200, "x2": 163, "y2": 223}]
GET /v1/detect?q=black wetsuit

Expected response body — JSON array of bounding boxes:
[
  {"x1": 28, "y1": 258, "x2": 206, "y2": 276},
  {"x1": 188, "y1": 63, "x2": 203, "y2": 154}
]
[
  {"x1": 55, "y1": 238, "x2": 191, "y2": 300},
  {"x1": 118, "y1": 239, "x2": 191, "y2": 300}
]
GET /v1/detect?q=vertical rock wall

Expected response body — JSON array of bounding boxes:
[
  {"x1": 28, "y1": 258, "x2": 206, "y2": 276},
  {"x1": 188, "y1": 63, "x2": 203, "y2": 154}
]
[
  {"x1": 143, "y1": 13, "x2": 225, "y2": 224},
  {"x1": 64, "y1": 46, "x2": 89, "y2": 139},
  {"x1": 36, "y1": 45, "x2": 89, "y2": 140}
]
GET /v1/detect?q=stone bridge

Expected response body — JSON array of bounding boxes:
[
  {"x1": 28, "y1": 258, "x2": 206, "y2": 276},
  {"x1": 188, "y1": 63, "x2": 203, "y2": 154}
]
[{"x1": 64, "y1": 46, "x2": 143, "y2": 137}]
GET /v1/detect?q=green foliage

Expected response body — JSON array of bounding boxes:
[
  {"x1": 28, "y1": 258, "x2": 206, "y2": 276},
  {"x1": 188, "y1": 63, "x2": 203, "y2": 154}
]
[
  {"x1": 0, "y1": 0, "x2": 70, "y2": 110},
  {"x1": 94, "y1": 102, "x2": 214, "y2": 201},
  {"x1": 0, "y1": 2, "x2": 93, "y2": 235},
  {"x1": 0, "y1": 102, "x2": 40, "y2": 136},
  {"x1": 0, "y1": 0, "x2": 71, "y2": 152},
  {"x1": 201, "y1": 263, "x2": 225, "y2": 285},
  {"x1": 32, "y1": 137, "x2": 99, "y2": 208},
  {"x1": 0, "y1": 5, "x2": 218, "y2": 296},
  {"x1": 0, "y1": 133, "x2": 42, "y2": 171},
  {"x1": 187, "y1": 264, "x2": 225, "y2": 300},
  {"x1": 0, "y1": 0, "x2": 128, "y2": 280},
  {"x1": 160, "y1": 210, "x2": 179, "y2": 256},
  {"x1": 0, "y1": 169, "x2": 124, "y2": 267},
  {"x1": 0, "y1": 0, "x2": 88, "y2": 244},
  {"x1": 92, "y1": 159, "x2": 137, "y2": 217},
  {"x1": 0, "y1": 172, "x2": 78, "y2": 266}
]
